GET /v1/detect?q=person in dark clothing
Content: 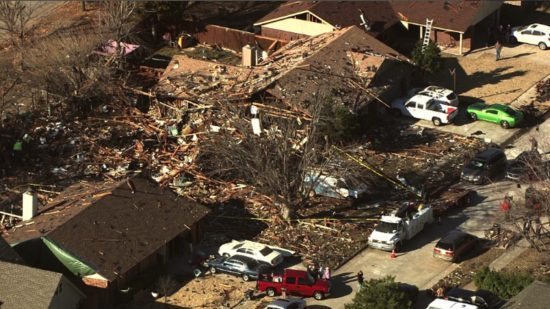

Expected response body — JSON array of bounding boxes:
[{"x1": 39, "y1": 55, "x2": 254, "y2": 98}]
[
  {"x1": 495, "y1": 40, "x2": 503, "y2": 61},
  {"x1": 357, "y1": 271, "x2": 365, "y2": 289}
]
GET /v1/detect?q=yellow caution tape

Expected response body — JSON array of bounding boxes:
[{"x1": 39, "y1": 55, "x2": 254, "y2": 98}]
[{"x1": 331, "y1": 146, "x2": 422, "y2": 197}]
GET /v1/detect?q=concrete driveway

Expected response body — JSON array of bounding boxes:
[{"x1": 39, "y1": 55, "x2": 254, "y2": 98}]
[{"x1": 306, "y1": 179, "x2": 521, "y2": 308}]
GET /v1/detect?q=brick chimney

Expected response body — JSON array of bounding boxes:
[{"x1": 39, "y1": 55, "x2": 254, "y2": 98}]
[{"x1": 22, "y1": 190, "x2": 38, "y2": 221}]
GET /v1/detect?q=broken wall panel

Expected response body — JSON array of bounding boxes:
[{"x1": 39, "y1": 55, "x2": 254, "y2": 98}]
[{"x1": 195, "y1": 25, "x2": 287, "y2": 53}]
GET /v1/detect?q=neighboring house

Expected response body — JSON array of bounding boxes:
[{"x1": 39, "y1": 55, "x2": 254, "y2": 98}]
[
  {"x1": 502, "y1": 280, "x2": 550, "y2": 309},
  {"x1": 391, "y1": 0, "x2": 504, "y2": 55},
  {"x1": 254, "y1": 1, "x2": 399, "y2": 40},
  {"x1": 0, "y1": 255, "x2": 85, "y2": 309},
  {"x1": 156, "y1": 26, "x2": 411, "y2": 115},
  {"x1": 3, "y1": 175, "x2": 210, "y2": 307}
]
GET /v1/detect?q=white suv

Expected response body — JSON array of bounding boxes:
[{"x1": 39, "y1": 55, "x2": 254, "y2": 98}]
[
  {"x1": 512, "y1": 23, "x2": 550, "y2": 50},
  {"x1": 409, "y1": 86, "x2": 459, "y2": 106},
  {"x1": 218, "y1": 240, "x2": 284, "y2": 266}
]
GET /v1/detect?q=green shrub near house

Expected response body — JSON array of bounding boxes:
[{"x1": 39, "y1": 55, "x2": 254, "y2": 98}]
[{"x1": 473, "y1": 267, "x2": 534, "y2": 299}]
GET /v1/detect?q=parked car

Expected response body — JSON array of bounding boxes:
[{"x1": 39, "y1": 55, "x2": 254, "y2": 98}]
[
  {"x1": 433, "y1": 230, "x2": 478, "y2": 262},
  {"x1": 467, "y1": 103, "x2": 523, "y2": 128},
  {"x1": 461, "y1": 148, "x2": 507, "y2": 184},
  {"x1": 391, "y1": 94, "x2": 458, "y2": 126},
  {"x1": 303, "y1": 169, "x2": 368, "y2": 199},
  {"x1": 218, "y1": 240, "x2": 286, "y2": 267},
  {"x1": 257, "y1": 269, "x2": 330, "y2": 300},
  {"x1": 205, "y1": 255, "x2": 270, "y2": 281},
  {"x1": 265, "y1": 297, "x2": 306, "y2": 309},
  {"x1": 409, "y1": 86, "x2": 459, "y2": 106},
  {"x1": 446, "y1": 288, "x2": 490, "y2": 309},
  {"x1": 427, "y1": 298, "x2": 480, "y2": 309},
  {"x1": 506, "y1": 150, "x2": 544, "y2": 181},
  {"x1": 511, "y1": 23, "x2": 550, "y2": 50}
]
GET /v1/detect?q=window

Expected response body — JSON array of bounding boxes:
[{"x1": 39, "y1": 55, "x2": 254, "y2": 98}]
[
  {"x1": 521, "y1": 30, "x2": 532, "y2": 35},
  {"x1": 417, "y1": 103, "x2": 424, "y2": 109},
  {"x1": 486, "y1": 110, "x2": 497, "y2": 115},
  {"x1": 405, "y1": 101, "x2": 416, "y2": 108},
  {"x1": 286, "y1": 277, "x2": 296, "y2": 284},
  {"x1": 237, "y1": 248, "x2": 246, "y2": 253},
  {"x1": 532, "y1": 31, "x2": 543, "y2": 36},
  {"x1": 288, "y1": 303, "x2": 299, "y2": 309},
  {"x1": 298, "y1": 276, "x2": 314, "y2": 285},
  {"x1": 259, "y1": 246, "x2": 273, "y2": 256}
]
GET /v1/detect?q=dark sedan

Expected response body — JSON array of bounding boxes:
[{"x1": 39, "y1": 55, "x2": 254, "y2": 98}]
[{"x1": 206, "y1": 255, "x2": 270, "y2": 281}]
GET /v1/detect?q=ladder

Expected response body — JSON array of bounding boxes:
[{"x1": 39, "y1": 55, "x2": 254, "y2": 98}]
[{"x1": 422, "y1": 19, "x2": 434, "y2": 48}]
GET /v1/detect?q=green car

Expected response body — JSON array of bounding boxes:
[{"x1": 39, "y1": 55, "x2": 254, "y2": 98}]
[{"x1": 467, "y1": 103, "x2": 524, "y2": 128}]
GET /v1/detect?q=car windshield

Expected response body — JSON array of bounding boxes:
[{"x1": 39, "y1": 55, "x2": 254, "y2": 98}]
[
  {"x1": 436, "y1": 241, "x2": 453, "y2": 251},
  {"x1": 259, "y1": 246, "x2": 274, "y2": 256},
  {"x1": 503, "y1": 107, "x2": 516, "y2": 116},
  {"x1": 233, "y1": 243, "x2": 244, "y2": 249},
  {"x1": 376, "y1": 221, "x2": 399, "y2": 233},
  {"x1": 471, "y1": 160, "x2": 485, "y2": 168},
  {"x1": 446, "y1": 93, "x2": 457, "y2": 100}
]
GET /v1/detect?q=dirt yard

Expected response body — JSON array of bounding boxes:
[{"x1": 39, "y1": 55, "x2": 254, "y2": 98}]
[{"x1": 430, "y1": 44, "x2": 550, "y2": 105}]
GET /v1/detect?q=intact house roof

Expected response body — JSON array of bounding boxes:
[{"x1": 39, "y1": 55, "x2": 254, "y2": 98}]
[
  {"x1": 0, "y1": 260, "x2": 63, "y2": 309},
  {"x1": 391, "y1": 0, "x2": 504, "y2": 33},
  {"x1": 502, "y1": 281, "x2": 550, "y2": 309},
  {"x1": 2, "y1": 175, "x2": 210, "y2": 282},
  {"x1": 254, "y1": 1, "x2": 399, "y2": 36},
  {"x1": 156, "y1": 26, "x2": 410, "y2": 111}
]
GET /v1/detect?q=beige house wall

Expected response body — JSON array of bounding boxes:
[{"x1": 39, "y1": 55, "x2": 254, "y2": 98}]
[{"x1": 261, "y1": 18, "x2": 334, "y2": 37}]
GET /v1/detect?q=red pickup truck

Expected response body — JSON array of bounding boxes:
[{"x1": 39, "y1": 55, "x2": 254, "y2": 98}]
[{"x1": 257, "y1": 269, "x2": 330, "y2": 300}]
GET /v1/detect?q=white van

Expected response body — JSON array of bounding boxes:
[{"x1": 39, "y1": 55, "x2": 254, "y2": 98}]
[{"x1": 427, "y1": 298, "x2": 479, "y2": 309}]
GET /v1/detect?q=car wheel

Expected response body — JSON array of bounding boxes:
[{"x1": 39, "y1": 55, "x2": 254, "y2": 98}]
[
  {"x1": 222, "y1": 253, "x2": 230, "y2": 258},
  {"x1": 432, "y1": 117, "x2": 442, "y2": 126},
  {"x1": 314, "y1": 291, "x2": 324, "y2": 300},
  {"x1": 266, "y1": 288, "x2": 276, "y2": 297},
  {"x1": 470, "y1": 112, "x2": 478, "y2": 121},
  {"x1": 210, "y1": 267, "x2": 217, "y2": 274},
  {"x1": 500, "y1": 120, "x2": 510, "y2": 129},
  {"x1": 539, "y1": 42, "x2": 547, "y2": 50},
  {"x1": 242, "y1": 274, "x2": 250, "y2": 281}
]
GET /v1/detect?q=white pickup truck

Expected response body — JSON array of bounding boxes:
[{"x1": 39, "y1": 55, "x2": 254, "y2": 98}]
[
  {"x1": 391, "y1": 94, "x2": 458, "y2": 126},
  {"x1": 368, "y1": 203, "x2": 433, "y2": 251}
]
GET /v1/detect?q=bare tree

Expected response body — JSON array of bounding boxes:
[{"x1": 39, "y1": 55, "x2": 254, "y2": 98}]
[
  {"x1": 0, "y1": 0, "x2": 39, "y2": 46},
  {"x1": 98, "y1": 0, "x2": 136, "y2": 43},
  {"x1": 22, "y1": 31, "x2": 113, "y2": 111},
  {"x1": 198, "y1": 94, "x2": 334, "y2": 220},
  {"x1": 0, "y1": 58, "x2": 20, "y2": 126},
  {"x1": 154, "y1": 275, "x2": 179, "y2": 306}
]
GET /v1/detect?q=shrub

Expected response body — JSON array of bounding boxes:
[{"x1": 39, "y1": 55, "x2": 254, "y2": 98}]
[
  {"x1": 473, "y1": 267, "x2": 534, "y2": 299},
  {"x1": 345, "y1": 276, "x2": 411, "y2": 309},
  {"x1": 411, "y1": 40, "x2": 442, "y2": 75}
]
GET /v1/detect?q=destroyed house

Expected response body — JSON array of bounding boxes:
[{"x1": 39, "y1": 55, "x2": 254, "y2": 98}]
[
  {"x1": 156, "y1": 26, "x2": 411, "y2": 115},
  {"x1": 391, "y1": 0, "x2": 504, "y2": 55},
  {"x1": 254, "y1": 1, "x2": 400, "y2": 40},
  {"x1": 3, "y1": 176, "x2": 210, "y2": 302}
]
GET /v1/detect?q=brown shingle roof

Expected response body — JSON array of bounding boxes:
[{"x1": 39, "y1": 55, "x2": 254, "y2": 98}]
[
  {"x1": 4, "y1": 176, "x2": 210, "y2": 282},
  {"x1": 255, "y1": 1, "x2": 399, "y2": 35},
  {"x1": 390, "y1": 0, "x2": 503, "y2": 33},
  {"x1": 0, "y1": 261, "x2": 62, "y2": 309}
]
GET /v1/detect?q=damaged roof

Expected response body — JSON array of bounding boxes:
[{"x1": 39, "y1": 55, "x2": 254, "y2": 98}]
[
  {"x1": 391, "y1": 0, "x2": 503, "y2": 33},
  {"x1": 156, "y1": 26, "x2": 409, "y2": 109},
  {"x1": 255, "y1": 1, "x2": 399, "y2": 36},
  {"x1": 4, "y1": 176, "x2": 210, "y2": 282}
]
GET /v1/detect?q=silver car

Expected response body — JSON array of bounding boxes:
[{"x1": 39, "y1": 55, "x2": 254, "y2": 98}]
[{"x1": 265, "y1": 297, "x2": 306, "y2": 309}]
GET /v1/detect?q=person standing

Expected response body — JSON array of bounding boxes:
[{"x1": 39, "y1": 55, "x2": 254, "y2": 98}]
[
  {"x1": 495, "y1": 40, "x2": 503, "y2": 61},
  {"x1": 500, "y1": 195, "x2": 512, "y2": 221},
  {"x1": 357, "y1": 271, "x2": 365, "y2": 289},
  {"x1": 322, "y1": 267, "x2": 331, "y2": 280}
]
